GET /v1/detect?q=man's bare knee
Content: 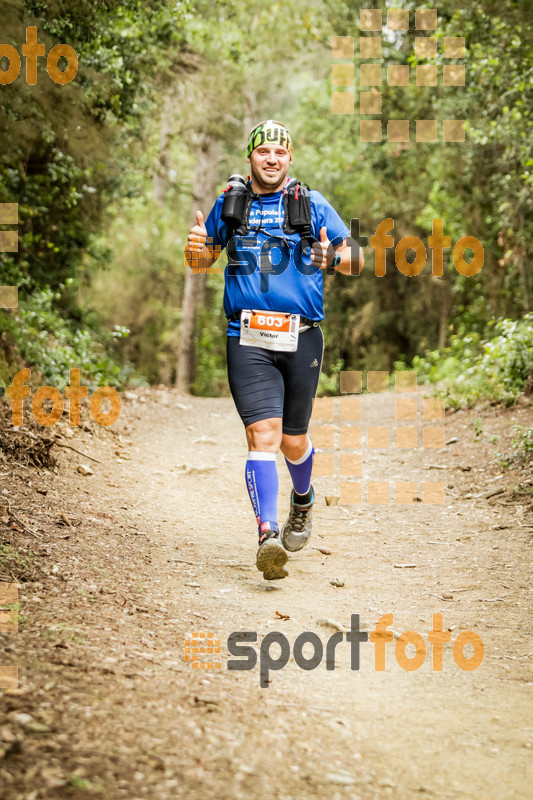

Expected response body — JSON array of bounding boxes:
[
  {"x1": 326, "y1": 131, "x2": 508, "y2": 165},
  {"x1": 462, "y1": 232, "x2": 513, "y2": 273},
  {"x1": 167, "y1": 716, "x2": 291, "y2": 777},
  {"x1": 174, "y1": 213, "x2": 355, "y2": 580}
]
[
  {"x1": 280, "y1": 433, "x2": 309, "y2": 461},
  {"x1": 246, "y1": 418, "x2": 282, "y2": 451}
]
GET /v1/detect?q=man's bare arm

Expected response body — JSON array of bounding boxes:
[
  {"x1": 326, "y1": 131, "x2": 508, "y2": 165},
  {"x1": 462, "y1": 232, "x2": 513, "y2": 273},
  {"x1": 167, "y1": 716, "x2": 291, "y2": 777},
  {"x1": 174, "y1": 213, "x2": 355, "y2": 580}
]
[
  {"x1": 309, "y1": 230, "x2": 365, "y2": 275},
  {"x1": 333, "y1": 238, "x2": 364, "y2": 275}
]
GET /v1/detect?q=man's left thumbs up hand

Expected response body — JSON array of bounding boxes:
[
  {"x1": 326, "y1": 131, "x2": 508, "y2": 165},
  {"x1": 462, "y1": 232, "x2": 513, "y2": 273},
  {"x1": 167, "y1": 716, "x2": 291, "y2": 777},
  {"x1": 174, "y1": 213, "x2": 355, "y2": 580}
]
[{"x1": 310, "y1": 226, "x2": 334, "y2": 270}]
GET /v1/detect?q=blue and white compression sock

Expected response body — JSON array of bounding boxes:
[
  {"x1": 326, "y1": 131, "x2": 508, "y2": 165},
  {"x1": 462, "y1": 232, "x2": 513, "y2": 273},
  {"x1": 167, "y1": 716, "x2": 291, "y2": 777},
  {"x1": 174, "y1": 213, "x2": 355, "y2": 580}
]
[
  {"x1": 284, "y1": 438, "x2": 314, "y2": 499},
  {"x1": 245, "y1": 451, "x2": 279, "y2": 537}
]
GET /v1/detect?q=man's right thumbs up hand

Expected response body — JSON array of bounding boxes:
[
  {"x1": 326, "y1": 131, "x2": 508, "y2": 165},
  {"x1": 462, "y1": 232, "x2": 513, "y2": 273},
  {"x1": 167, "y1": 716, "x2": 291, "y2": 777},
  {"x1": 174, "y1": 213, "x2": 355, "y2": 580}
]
[{"x1": 186, "y1": 210, "x2": 208, "y2": 255}]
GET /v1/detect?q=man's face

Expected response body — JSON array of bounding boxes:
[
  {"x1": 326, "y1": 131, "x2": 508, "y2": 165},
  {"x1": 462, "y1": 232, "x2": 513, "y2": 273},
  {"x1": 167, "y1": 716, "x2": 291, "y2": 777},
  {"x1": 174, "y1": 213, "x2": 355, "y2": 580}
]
[{"x1": 247, "y1": 144, "x2": 292, "y2": 193}]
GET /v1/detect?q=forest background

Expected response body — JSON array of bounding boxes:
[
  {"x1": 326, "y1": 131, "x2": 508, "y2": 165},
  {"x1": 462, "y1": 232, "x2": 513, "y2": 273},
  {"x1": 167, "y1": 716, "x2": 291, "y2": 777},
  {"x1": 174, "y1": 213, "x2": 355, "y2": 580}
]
[{"x1": 0, "y1": 0, "x2": 531, "y2": 412}]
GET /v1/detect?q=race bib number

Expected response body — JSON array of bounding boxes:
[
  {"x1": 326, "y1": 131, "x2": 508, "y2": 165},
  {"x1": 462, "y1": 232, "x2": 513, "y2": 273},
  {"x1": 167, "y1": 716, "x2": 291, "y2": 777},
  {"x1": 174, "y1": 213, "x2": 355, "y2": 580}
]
[{"x1": 239, "y1": 310, "x2": 300, "y2": 352}]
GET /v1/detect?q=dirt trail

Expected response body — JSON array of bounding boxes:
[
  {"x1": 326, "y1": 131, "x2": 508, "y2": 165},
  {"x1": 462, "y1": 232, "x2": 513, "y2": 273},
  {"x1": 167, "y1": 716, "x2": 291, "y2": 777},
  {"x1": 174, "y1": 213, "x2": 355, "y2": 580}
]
[{"x1": 1, "y1": 388, "x2": 532, "y2": 799}]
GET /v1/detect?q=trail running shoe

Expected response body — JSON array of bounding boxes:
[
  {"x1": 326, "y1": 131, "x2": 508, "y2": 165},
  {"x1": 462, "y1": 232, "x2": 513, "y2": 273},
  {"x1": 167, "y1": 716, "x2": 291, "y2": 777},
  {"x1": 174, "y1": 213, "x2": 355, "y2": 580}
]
[
  {"x1": 280, "y1": 486, "x2": 314, "y2": 552},
  {"x1": 256, "y1": 531, "x2": 288, "y2": 581}
]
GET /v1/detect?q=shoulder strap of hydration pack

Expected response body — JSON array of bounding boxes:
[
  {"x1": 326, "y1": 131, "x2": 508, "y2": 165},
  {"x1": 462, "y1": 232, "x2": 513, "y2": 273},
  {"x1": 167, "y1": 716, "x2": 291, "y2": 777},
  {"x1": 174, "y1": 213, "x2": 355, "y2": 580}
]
[
  {"x1": 222, "y1": 177, "x2": 313, "y2": 247},
  {"x1": 282, "y1": 178, "x2": 313, "y2": 247}
]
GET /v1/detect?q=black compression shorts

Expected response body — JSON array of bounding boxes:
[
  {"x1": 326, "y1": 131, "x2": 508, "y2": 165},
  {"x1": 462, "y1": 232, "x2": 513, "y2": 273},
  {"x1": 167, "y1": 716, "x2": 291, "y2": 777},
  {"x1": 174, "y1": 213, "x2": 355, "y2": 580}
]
[{"x1": 226, "y1": 326, "x2": 324, "y2": 435}]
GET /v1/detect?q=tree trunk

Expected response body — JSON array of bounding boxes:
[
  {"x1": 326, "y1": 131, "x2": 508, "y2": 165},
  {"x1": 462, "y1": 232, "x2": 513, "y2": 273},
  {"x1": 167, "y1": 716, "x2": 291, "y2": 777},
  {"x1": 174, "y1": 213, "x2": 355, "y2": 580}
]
[
  {"x1": 432, "y1": 275, "x2": 451, "y2": 352},
  {"x1": 176, "y1": 136, "x2": 221, "y2": 392},
  {"x1": 519, "y1": 254, "x2": 530, "y2": 312},
  {"x1": 153, "y1": 86, "x2": 180, "y2": 205},
  {"x1": 438, "y1": 295, "x2": 448, "y2": 353},
  {"x1": 242, "y1": 88, "x2": 258, "y2": 143},
  {"x1": 517, "y1": 217, "x2": 530, "y2": 312}
]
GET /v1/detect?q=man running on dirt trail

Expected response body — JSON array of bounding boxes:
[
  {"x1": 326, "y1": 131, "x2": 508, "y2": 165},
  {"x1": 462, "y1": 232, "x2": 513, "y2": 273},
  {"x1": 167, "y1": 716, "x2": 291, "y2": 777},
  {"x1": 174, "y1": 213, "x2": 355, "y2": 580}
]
[{"x1": 185, "y1": 119, "x2": 363, "y2": 581}]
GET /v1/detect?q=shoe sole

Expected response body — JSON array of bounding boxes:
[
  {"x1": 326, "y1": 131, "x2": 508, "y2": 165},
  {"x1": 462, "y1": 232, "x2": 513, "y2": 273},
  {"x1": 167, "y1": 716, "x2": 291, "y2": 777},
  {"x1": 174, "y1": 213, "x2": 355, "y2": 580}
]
[{"x1": 256, "y1": 539, "x2": 289, "y2": 580}]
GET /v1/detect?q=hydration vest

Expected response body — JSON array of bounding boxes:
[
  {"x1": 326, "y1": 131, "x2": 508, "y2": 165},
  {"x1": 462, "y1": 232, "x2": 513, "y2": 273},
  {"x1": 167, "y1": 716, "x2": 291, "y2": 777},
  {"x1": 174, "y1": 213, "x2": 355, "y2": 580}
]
[{"x1": 220, "y1": 176, "x2": 314, "y2": 248}]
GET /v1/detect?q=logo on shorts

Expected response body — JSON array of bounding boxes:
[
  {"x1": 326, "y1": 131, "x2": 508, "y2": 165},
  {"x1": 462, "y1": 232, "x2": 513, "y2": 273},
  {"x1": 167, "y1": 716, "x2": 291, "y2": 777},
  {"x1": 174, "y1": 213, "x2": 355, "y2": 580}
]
[{"x1": 310, "y1": 358, "x2": 319, "y2": 367}]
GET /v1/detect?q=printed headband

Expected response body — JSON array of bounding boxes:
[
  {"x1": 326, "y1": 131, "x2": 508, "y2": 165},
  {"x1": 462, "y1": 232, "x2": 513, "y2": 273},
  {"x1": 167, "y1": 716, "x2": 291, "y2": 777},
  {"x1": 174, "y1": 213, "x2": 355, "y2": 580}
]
[{"x1": 247, "y1": 119, "x2": 292, "y2": 158}]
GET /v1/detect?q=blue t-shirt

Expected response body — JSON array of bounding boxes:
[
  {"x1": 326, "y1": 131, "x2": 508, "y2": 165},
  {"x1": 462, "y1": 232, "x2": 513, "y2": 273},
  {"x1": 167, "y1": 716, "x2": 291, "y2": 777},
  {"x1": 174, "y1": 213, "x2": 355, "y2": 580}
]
[{"x1": 204, "y1": 177, "x2": 350, "y2": 336}]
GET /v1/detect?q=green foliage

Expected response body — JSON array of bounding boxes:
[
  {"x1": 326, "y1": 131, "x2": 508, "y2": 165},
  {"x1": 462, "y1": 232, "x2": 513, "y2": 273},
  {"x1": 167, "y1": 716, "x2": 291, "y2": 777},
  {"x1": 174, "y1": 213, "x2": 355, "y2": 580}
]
[
  {"x1": 0, "y1": 544, "x2": 36, "y2": 576},
  {"x1": 0, "y1": 0, "x2": 192, "y2": 293},
  {"x1": 0, "y1": 0, "x2": 195, "y2": 384},
  {"x1": 497, "y1": 424, "x2": 533, "y2": 470},
  {"x1": 317, "y1": 358, "x2": 344, "y2": 396},
  {"x1": 396, "y1": 314, "x2": 533, "y2": 408},
  {"x1": 512, "y1": 424, "x2": 533, "y2": 463},
  {"x1": 0, "y1": 286, "x2": 131, "y2": 389},
  {"x1": 395, "y1": 332, "x2": 484, "y2": 385},
  {"x1": 86, "y1": 195, "x2": 187, "y2": 386},
  {"x1": 473, "y1": 417, "x2": 483, "y2": 440},
  {"x1": 192, "y1": 277, "x2": 228, "y2": 396},
  {"x1": 68, "y1": 774, "x2": 94, "y2": 791}
]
